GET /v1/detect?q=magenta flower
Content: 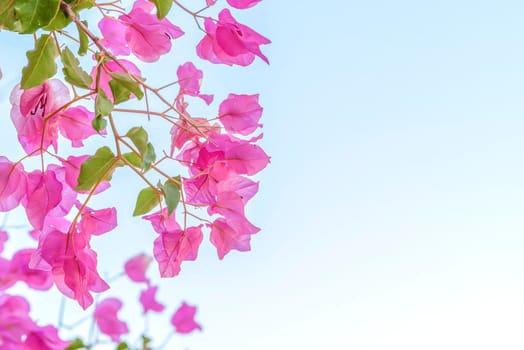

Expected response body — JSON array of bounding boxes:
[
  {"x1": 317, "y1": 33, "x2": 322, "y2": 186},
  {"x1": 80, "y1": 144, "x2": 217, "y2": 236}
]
[
  {"x1": 171, "y1": 302, "x2": 202, "y2": 334},
  {"x1": 153, "y1": 225, "x2": 203, "y2": 277},
  {"x1": 227, "y1": 0, "x2": 262, "y2": 9},
  {"x1": 219, "y1": 93, "x2": 263, "y2": 135},
  {"x1": 177, "y1": 62, "x2": 213, "y2": 104},
  {"x1": 99, "y1": 0, "x2": 184, "y2": 62},
  {"x1": 139, "y1": 285, "x2": 165, "y2": 314},
  {"x1": 0, "y1": 157, "x2": 27, "y2": 212},
  {"x1": 79, "y1": 207, "x2": 117, "y2": 236},
  {"x1": 94, "y1": 298, "x2": 129, "y2": 342},
  {"x1": 57, "y1": 106, "x2": 98, "y2": 147},
  {"x1": 197, "y1": 9, "x2": 270, "y2": 66},
  {"x1": 31, "y1": 229, "x2": 109, "y2": 309},
  {"x1": 23, "y1": 325, "x2": 70, "y2": 350},
  {"x1": 10, "y1": 80, "x2": 69, "y2": 154},
  {"x1": 124, "y1": 253, "x2": 152, "y2": 283},
  {"x1": 209, "y1": 218, "x2": 252, "y2": 259}
]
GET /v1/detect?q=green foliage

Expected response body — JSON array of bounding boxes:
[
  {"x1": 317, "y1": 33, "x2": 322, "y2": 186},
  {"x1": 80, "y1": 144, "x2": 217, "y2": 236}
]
[
  {"x1": 77, "y1": 21, "x2": 89, "y2": 55},
  {"x1": 133, "y1": 187, "x2": 161, "y2": 216},
  {"x1": 76, "y1": 146, "x2": 118, "y2": 191},
  {"x1": 14, "y1": 0, "x2": 60, "y2": 33},
  {"x1": 108, "y1": 72, "x2": 143, "y2": 104},
  {"x1": 61, "y1": 47, "x2": 93, "y2": 89},
  {"x1": 151, "y1": 0, "x2": 173, "y2": 19},
  {"x1": 0, "y1": 0, "x2": 21, "y2": 32},
  {"x1": 160, "y1": 178, "x2": 181, "y2": 215},
  {"x1": 65, "y1": 338, "x2": 86, "y2": 350},
  {"x1": 125, "y1": 127, "x2": 156, "y2": 170},
  {"x1": 93, "y1": 90, "x2": 112, "y2": 131},
  {"x1": 143, "y1": 143, "x2": 156, "y2": 171},
  {"x1": 122, "y1": 152, "x2": 143, "y2": 168},
  {"x1": 115, "y1": 342, "x2": 129, "y2": 350},
  {"x1": 21, "y1": 34, "x2": 59, "y2": 89},
  {"x1": 126, "y1": 127, "x2": 148, "y2": 155}
]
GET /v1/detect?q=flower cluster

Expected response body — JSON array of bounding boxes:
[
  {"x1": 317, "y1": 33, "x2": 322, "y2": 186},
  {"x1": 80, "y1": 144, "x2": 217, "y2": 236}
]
[{"x1": 0, "y1": 0, "x2": 269, "y2": 348}]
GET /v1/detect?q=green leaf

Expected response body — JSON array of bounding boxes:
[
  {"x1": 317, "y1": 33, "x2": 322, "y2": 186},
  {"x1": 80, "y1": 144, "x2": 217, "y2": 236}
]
[
  {"x1": 142, "y1": 335, "x2": 153, "y2": 350},
  {"x1": 42, "y1": 9, "x2": 70, "y2": 31},
  {"x1": 116, "y1": 342, "x2": 129, "y2": 350},
  {"x1": 108, "y1": 72, "x2": 144, "y2": 100},
  {"x1": 0, "y1": 0, "x2": 21, "y2": 32},
  {"x1": 77, "y1": 21, "x2": 89, "y2": 55},
  {"x1": 109, "y1": 79, "x2": 132, "y2": 105},
  {"x1": 92, "y1": 115, "x2": 107, "y2": 132},
  {"x1": 151, "y1": 0, "x2": 172, "y2": 19},
  {"x1": 65, "y1": 338, "x2": 86, "y2": 350},
  {"x1": 14, "y1": 0, "x2": 60, "y2": 33},
  {"x1": 162, "y1": 179, "x2": 180, "y2": 215},
  {"x1": 122, "y1": 152, "x2": 142, "y2": 168},
  {"x1": 143, "y1": 143, "x2": 156, "y2": 171},
  {"x1": 133, "y1": 187, "x2": 161, "y2": 216},
  {"x1": 95, "y1": 90, "x2": 113, "y2": 117},
  {"x1": 76, "y1": 146, "x2": 117, "y2": 191},
  {"x1": 61, "y1": 47, "x2": 92, "y2": 89},
  {"x1": 21, "y1": 34, "x2": 59, "y2": 89},
  {"x1": 126, "y1": 127, "x2": 148, "y2": 155},
  {"x1": 67, "y1": 0, "x2": 95, "y2": 11}
]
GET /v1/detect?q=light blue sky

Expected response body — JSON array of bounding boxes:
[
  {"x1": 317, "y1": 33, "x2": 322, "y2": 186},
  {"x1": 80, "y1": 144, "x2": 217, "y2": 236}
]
[{"x1": 2, "y1": 0, "x2": 524, "y2": 349}]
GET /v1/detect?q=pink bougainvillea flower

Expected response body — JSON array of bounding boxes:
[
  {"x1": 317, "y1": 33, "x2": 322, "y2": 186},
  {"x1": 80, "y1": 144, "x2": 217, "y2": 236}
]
[
  {"x1": 99, "y1": 0, "x2": 184, "y2": 62},
  {"x1": 94, "y1": 298, "x2": 129, "y2": 342},
  {"x1": 180, "y1": 133, "x2": 269, "y2": 205},
  {"x1": 208, "y1": 191, "x2": 260, "y2": 235},
  {"x1": 98, "y1": 17, "x2": 130, "y2": 56},
  {"x1": 57, "y1": 106, "x2": 98, "y2": 147},
  {"x1": 170, "y1": 117, "x2": 215, "y2": 154},
  {"x1": 227, "y1": 0, "x2": 262, "y2": 9},
  {"x1": 31, "y1": 230, "x2": 109, "y2": 309},
  {"x1": 24, "y1": 325, "x2": 70, "y2": 350},
  {"x1": 139, "y1": 285, "x2": 165, "y2": 314},
  {"x1": 153, "y1": 225, "x2": 203, "y2": 277},
  {"x1": 209, "y1": 218, "x2": 253, "y2": 259},
  {"x1": 9, "y1": 80, "x2": 70, "y2": 154},
  {"x1": 171, "y1": 302, "x2": 202, "y2": 334},
  {"x1": 91, "y1": 59, "x2": 141, "y2": 102},
  {"x1": 0, "y1": 294, "x2": 34, "y2": 346},
  {"x1": 0, "y1": 157, "x2": 27, "y2": 212},
  {"x1": 79, "y1": 207, "x2": 117, "y2": 236},
  {"x1": 6, "y1": 249, "x2": 53, "y2": 291},
  {"x1": 0, "y1": 294, "x2": 68, "y2": 349},
  {"x1": 177, "y1": 62, "x2": 213, "y2": 104},
  {"x1": 216, "y1": 176, "x2": 259, "y2": 204},
  {"x1": 22, "y1": 166, "x2": 77, "y2": 231},
  {"x1": 23, "y1": 170, "x2": 63, "y2": 230},
  {"x1": 219, "y1": 94, "x2": 263, "y2": 135},
  {"x1": 197, "y1": 9, "x2": 270, "y2": 66},
  {"x1": 124, "y1": 253, "x2": 152, "y2": 283},
  {"x1": 143, "y1": 208, "x2": 181, "y2": 234},
  {"x1": 145, "y1": 210, "x2": 204, "y2": 277}
]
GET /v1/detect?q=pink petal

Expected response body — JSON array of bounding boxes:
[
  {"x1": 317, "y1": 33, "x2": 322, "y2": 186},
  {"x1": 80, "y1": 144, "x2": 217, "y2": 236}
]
[
  {"x1": 219, "y1": 93, "x2": 263, "y2": 135},
  {"x1": 139, "y1": 285, "x2": 165, "y2": 314},
  {"x1": 94, "y1": 298, "x2": 129, "y2": 342},
  {"x1": 171, "y1": 302, "x2": 202, "y2": 334},
  {"x1": 124, "y1": 253, "x2": 152, "y2": 283},
  {"x1": 226, "y1": 0, "x2": 262, "y2": 8}
]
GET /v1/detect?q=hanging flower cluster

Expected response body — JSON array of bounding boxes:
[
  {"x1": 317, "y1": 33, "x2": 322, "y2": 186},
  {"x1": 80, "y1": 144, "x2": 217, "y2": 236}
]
[{"x1": 0, "y1": 0, "x2": 270, "y2": 348}]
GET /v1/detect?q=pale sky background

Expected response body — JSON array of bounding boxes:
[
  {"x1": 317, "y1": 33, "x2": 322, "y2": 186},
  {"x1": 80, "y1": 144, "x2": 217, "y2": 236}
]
[{"x1": 2, "y1": 0, "x2": 524, "y2": 349}]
